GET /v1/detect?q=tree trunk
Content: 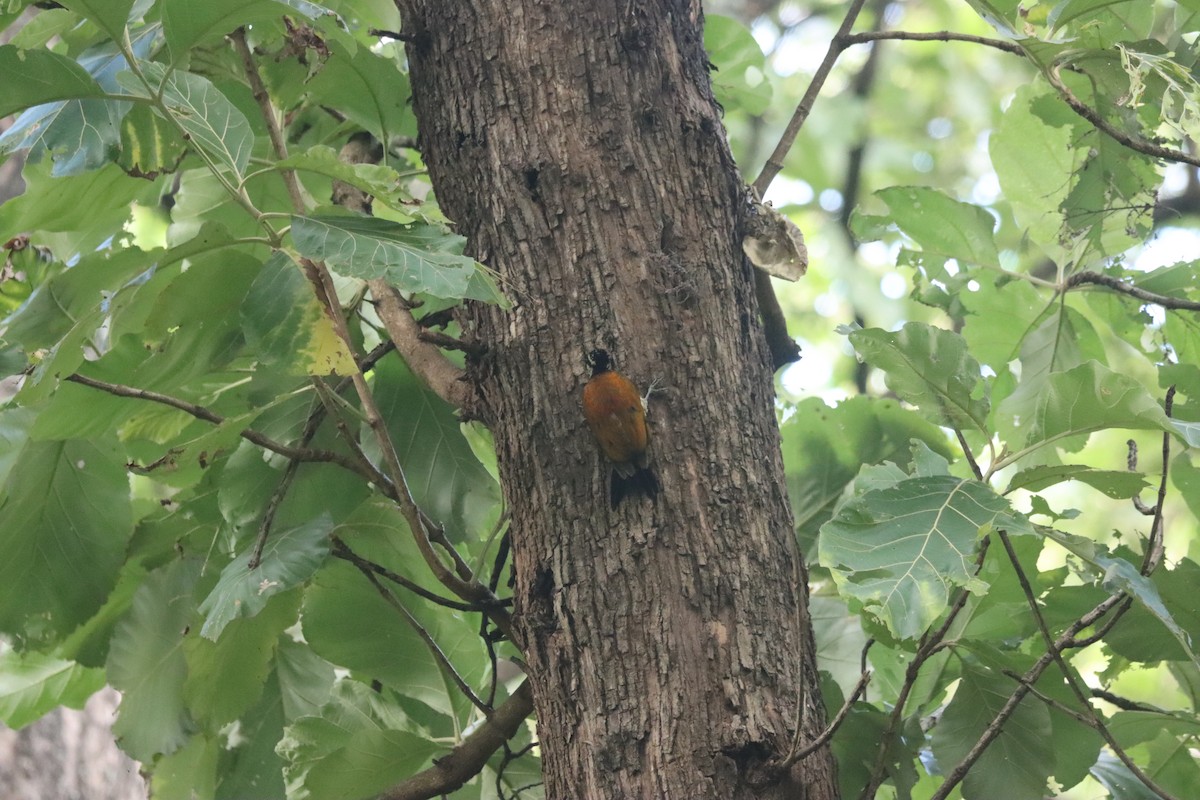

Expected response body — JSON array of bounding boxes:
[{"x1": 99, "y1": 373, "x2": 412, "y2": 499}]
[
  {"x1": 395, "y1": 1, "x2": 838, "y2": 797},
  {"x1": 0, "y1": 688, "x2": 146, "y2": 800}
]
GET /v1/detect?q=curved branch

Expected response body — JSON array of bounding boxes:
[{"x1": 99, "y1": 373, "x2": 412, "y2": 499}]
[
  {"x1": 63, "y1": 373, "x2": 371, "y2": 478},
  {"x1": 369, "y1": 278, "x2": 474, "y2": 409},
  {"x1": 351, "y1": 556, "x2": 492, "y2": 715},
  {"x1": 1044, "y1": 66, "x2": 1200, "y2": 168},
  {"x1": 781, "y1": 669, "x2": 871, "y2": 768},
  {"x1": 328, "y1": 135, "x2": 476, "y2": 410},
  {"x1": 1064, "y1": 271, "x2": 1200, "y2": 311},
  {"x1": 331, "y1": 537, "x2": 503, "y2": 613},
  {"x1": 379, "y1": 680, "x2": 535, "y2": 800}
]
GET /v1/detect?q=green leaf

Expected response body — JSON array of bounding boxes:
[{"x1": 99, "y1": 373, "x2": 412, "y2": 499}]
[
  {"x1": 184, "y1": 590, "x2": 300, "y2": 727},
  {"x1": 989, "y1": 84, "x2": 1076, "y2": 244},
  {"x1": 161, "y1": 0, "x2": 334, "y2": 59},
  {"x1": 214, "y1": 669, "x2": 287, "y2": 800},
  {"x1": 0, "y1": 161, "x2": 153, "y2": 254},
  {"x1": 118, "y1": 101, "x2": 188, "y2": 177},
  {"x1": 291, "y1": 214, "x2": 506, "y2": 304},
  {"x1": 0, "y1": 650, "x2": 106, "y2": 729},
  {"x1": 0, "y1": 437, "x2": 132, "y2": 637},
  {"x1": 119, "y1": 61, "x2": 254, "y2": 181},
  {"x1": 705, "y1": 15, "x2": 773, "y2": 116},
  {"x1": 819, "y1": 475, "x2": 1032, "y2": 639},
  {"x1": 302, "y1": 558, "x2": 477, "y2": 716},
  {"x1": 0, "y1": 30, "x2": 157, "y2": 176},
  {"x1": 997, "y1": 305, "x2": 1107, "y2": 448},
  {"x1": 279, "y1": 681, "x2": 439, "y2": 800},
  {"x1": 848, "y1": 322, "x2": 990, "y2": 433},
  {"x1": 372, "y1": 355, "x2": 501, "y2": 541},
  {"x1": 1017, "y1": 361, "x2": 1174, "y2": 454},
  {"x1": 1039, "y1": 528, "x2": 1199, "y2": 667},
  {"x1": 782, "y1": 396, "x2": 953, "y2": 550},
  {"x1": 108, "y1": 559, "x2": 200, "y2": 761},
  {"x1": 1005, "y1": 464, "x2": 1149, "y2": 498},
  {"x1": 1104, "y1": 559, "x2": 1200, "y2": 663},
  {"x1": 276, "y1": 637, "x2": 336, "y2": 722},
  {"x1": 1090, "y1": 751, "x2": 1165, "y2": 800},
  {"x1": 277, "y1": 145, "x2": 407, "y2": 209},
  {"x1": 1172, "y1": 453, "x2": 1200, "y2": 522},
  {"x1": 58, "y1": 0, "x2": 136, "y2": 41},
  {"x1": 242, "y1": 252, "x2": 357, "y2": 376},
  {"x1": 876, "y1": 186, "x2": 1000, "y2": 268},
  {"x1": 198, "y1": 514, "x2": 332, "y2": 640},
  {"x1": 0, "y1": 408, "x2": 35, "y2": 488},
  {"x1": 149, "y1": 734, "x2": 218, "y2": 800},
  {"x1": 931, "y1": 666, "x2": 1054, "y2": 800},
  {"x1": 0, "y1": 45, "x2": 107, "y2": 117},
  {"x1": 307, "y1": 44, "x2": 411, "y2": 142}
]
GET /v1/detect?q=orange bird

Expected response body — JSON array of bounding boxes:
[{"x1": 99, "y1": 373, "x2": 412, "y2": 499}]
[{"x1": 582, "y1": 348, "x2": 659, "y2": 508}]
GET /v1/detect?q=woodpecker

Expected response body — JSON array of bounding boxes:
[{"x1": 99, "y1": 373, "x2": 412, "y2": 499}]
[{"x1": 581, "y1": 348, "x2": 659, "y2": 508}]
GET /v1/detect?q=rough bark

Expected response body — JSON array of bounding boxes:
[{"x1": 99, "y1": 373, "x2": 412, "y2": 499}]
[
  {"x1": 394, "y1": 1, "x2": 837, "y2": 797},
  {"x1": 0, "y1": 688, "x2": 146, "y2": 800}
]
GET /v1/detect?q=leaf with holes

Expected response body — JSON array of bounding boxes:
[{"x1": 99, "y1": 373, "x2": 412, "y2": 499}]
[{"x1": 848, "y1": 322, "x2": 990, "y2": 433}]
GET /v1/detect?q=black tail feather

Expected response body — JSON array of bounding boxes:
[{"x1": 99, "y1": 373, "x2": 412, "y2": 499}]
[{"x1": 610, "y1": 466, "x2": 659, "y2": 508}]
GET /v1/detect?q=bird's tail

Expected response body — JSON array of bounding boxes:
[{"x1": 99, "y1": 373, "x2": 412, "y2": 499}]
[{"x1": 611, "y1": 466, "x2": 659, "y2": 508}]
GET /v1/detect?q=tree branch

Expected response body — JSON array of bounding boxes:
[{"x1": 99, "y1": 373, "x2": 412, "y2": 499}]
[
  {"x1": 331, "y1": 537, "x2": 501, "y2": 613},
  {"x1": 369, "y1": 279, "x2": 474, "y2": 409},
  {"x1": 63, "y1": 373, "x2": 370, "y2": 478},
  {"x1": 996, "y1": 531, "x2": 1180, "y2": 800},
  {"x1": 379, "y1": 680, "x2": 535, "y2": 800},
  {"x1": 327, "y1": 134, "x2": 475, "y2": 410},
  {"x1": 781, "y1": 668, "x2": 871, "y2": 768},
  {"x1": 753, "y1": 0, "x2": 871, "y2": 195},
  {"x1": 841, "y1": 30, "x2": 1023, "y2": 56},
  {"x1": 858, "y1": 538, "x2": 991, "y2": 800},
  {"x1": 1141, "y1": 386, "x2": 1175, "y2": 575},
  {"x1": 746, "y1": 0, "x2": 871, "y2": 370},
  {"x1": 350, "y1": 557, "x2": 492, "y2": 715},
  {"x1": 1064, "y1": 271, "x2": 1200, "y2": 311},
  {"x1": 232, "y1": 28, "x2": 306, "y2": 210},
  {"x1": 927, "y1": 591, "x2": 1128, "y2": 800},
  {"x1": 1045, "y1": 65, "x2": 1200, "y2": 169}
]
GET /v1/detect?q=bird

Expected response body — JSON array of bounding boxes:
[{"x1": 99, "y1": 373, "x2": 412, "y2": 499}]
[{"x1": 581, "y1": 348, "x2": 659, "y2": 508}]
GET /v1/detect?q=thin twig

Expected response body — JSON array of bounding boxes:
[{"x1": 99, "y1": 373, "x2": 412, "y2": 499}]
[
  {"x1": 858, "y1": 539, "x2": 990, "y2": 800},
  {"x1": 418, "y1": 328, "x2": 486, "y2": 355},
  {"x1": 781, "y1": 669, "x2": 871, "y2": 767},
  {"x1": 1142, "y1": 386, "x2": 1176, "y2": 575},
  {"x1": 1128, "y1": 439, "x2": 1157, "y2": 515},
  {"x1": 232, "y1": 28, "x2": 306, "y2": 210},
  {"x1": 380, "y1": 680, "x2": 534, "y2": 800},
  {"x1": 331, "y1": 538, "x2": 497, "y2": 613},
  {"x1": 927, "y1": 592, "x2": 1126, "y2": 800},
  {"x1": 995, "y1": 532, "x2": 1180, "y2": 800},
  {"x1": 349, "y1": 557, "x2": 492, "y2": 714},
  {"x1": 1064, "y1": 272, "x2": 1200, "y2": 311},
  {"x1": 309, "y1": 377, "x2": 396, "y2": 496},
  {"x1": 842, "y1": 30, "x2": 1023, "y2": 56},
  {"x1": 64, "y1": 373, "x2": 370, "y2": 478},
  {"x1": 955, "y1": 428, "x2": 985, "y2": 481},
  {"x1": 753, "y1": 0, "x2": 871, "y2": 194},
  {"x1": 1045, "y1": 65, "x2": 1200, "y2": 169},
  {"x1": 1090, "y1": 688, "x2": 1164, "y2": 714}
]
